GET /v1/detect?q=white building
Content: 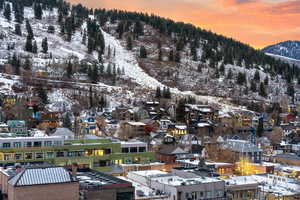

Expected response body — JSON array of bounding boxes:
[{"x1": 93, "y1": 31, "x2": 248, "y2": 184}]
[{"x1": 127, "y1": 170, "x2": 226, "y2": 200}]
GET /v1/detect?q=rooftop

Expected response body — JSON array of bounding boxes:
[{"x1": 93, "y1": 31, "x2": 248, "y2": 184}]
[
  {"x1": 8, "y1": 166, "x2": 75, "y2": 187},
  {"x1": 76, "y1": 168, "x2": 132, "y2": 190}
]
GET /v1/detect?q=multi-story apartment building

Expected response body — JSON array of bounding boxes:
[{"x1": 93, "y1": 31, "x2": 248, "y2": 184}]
[{"x1": 0, "y1": 136, "x2": 155, "y2": 171}]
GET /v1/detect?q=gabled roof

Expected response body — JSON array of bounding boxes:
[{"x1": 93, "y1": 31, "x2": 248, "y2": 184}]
[{"x1": 8, "y1": 166, "x2": 75, "y2": 187}]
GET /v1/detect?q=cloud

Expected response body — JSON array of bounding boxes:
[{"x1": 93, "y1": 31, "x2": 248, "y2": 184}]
[{"x1": 268, "y1": 0, "x2": 300, "y2": 14}]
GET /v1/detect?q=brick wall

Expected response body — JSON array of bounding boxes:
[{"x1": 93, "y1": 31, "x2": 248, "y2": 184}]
[{"x1": 8, "y1": 182, "x2": 79, "y2": 200}]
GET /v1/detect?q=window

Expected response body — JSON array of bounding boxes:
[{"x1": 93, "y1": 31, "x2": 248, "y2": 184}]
[
  {"x1": 4, "y1": 154, "x2": 11, "y2": 161},
  {"x1": 25, "y1": 153, "x2": 33, "y2": 160},
  {"x1": 130, "y1": 147, "x2": 138, "y2": 153},
  {"x1": 138, "y1": 147, "x2": 146, "y2": 152},
  {"x1": 54, "y1": 141, "x2": 62, "y2": 146},
  {"x1": 199, "y1": 191, "x2": 204, "y2": 197},
  {"x1": 56, "y1": 151, "x2": 65, "y2": 157},
  {"x1": 35, "y1": 152, "x2": 43, "y2": 159},
  {"x1": 206, "y1": 191, "x2": 212, "y2": 199},
  {"x1": 13, "y1": 142, "x2": 22, "y2": 148},
  {"x1": 122, "y1": 148, "x2": 129, "y2": 153},
  {"x1": 104, "y1": 148, "x2": 111, "y2": 155},
  {"x1": 67, "y1": 152, "x2": 76, "y2": 157},
  {"x1": 15, "y1": 154, "x2": 22, "y2": 160},
  {"x1": 44, "y1": 141, "x2": 52, "y2": 146},
  {"x1": 26, "y1": 142, "x2": 32, "y2": 147},
  {"x1": 33, "y1": 141, "x2": 42, "y2": 147},
  {"x1": 191, "y1": 192, "x2": 197, "y2": 200},
  {"x1": 46, "y1": 152, "x2": 54, "y2": 158},
  {"x1": 217, "y1": 190, "x2": 224, "y2": 198},
  {"x1": 3, "y1": 143, "x2": 11, "y2": 148}
]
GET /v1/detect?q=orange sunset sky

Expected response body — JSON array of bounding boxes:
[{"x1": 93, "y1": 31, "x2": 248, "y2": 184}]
[{"x1": 66, "y1": 0, "x2": 300, "y2": 49}]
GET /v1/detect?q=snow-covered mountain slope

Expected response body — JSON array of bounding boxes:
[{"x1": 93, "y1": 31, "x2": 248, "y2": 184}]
[
  {"x1": 262, "y1": 40, "x2": 300, "y2": 60},
  {"x1": 266, "y1": 53, "x2": 300, "y2": 67},
  {"x1": 101, "y1": 30, "x2": 180, "y2": 92}
]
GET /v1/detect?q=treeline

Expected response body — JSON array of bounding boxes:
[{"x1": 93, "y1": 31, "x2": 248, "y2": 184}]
[{"x1": 3, "y1": 0, "x2": 300, "y2": 85}]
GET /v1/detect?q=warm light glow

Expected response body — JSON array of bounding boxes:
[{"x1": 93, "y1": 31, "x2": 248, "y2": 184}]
[{"x1": 235, "y1": 157, "x2": 255, "y2": 176}]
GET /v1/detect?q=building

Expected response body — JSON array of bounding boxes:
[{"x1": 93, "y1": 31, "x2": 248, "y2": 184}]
[
  {"x1": 224, "y1": 139, "x2": 262, "y2": 163},
  {"x1": 275, "y1": 154, "x2": 300, "y2": 167},
  {"x1": 74, "y1": 168, "x2": 134, "y2": 200},
  {"x1": 121, "y1": 122, "x2": 146, "y2": 140},
  {"x1": 127, "y1": 170, "x2": 226, "y2": 200},
  {"x1": 7, "y1": 120, "x2": 27, "y2": 136},
  {"x1": 224, "y1": 176, "x2": 260, "y2": 200},
  {"x1": 0, "y1": 137, "x2": 155, "y2": 172},
  {"x1": 0, "y1": 166, "x2": 79, "y2": 200}
]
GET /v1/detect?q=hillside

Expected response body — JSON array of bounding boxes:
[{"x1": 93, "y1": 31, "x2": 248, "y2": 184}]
[
  {"x1": 0, "y1": 0, "x2": 298, "y2": 114},
  {"x1": 263, "y1": 40, "x2": 300, "y2": 61}
]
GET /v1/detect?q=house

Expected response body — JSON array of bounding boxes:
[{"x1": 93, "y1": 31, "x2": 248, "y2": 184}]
[
  {"x1": 274, "y1": 154, "x2": 300, "y2": 167},
  {"x1": 52, "y1": 128, "x2": 75, "y2": 140},
  {"x1": 224, "y1": 139, "x2": 262, "y2": 163},
  {"x1": 80, "y1": 115, "x2": 100, "y2": 135},
  {"x1": 168, "y1": 124, "x2": 187, "y2": 136},
  {"x1": 7, "y1": 120, "x2": 27, "y2": 136},
  {"x1": 156, "y1": 136, "x2": 188, "y2": 163},
  {"x1": 0, "y1": 166, "x2": 79, "y2": 200},
  {"x1": 280, "y1": 113, "x2": 296, "y2": 123},
  {"x1": 160, "y1": 119, "x2": 172, "y2": 130},
  {"x1": 120, "y1": 121, "x2": 146, "y2": 140}
]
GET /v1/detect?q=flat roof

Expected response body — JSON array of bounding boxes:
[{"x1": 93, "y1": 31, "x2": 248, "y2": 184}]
[{"x1": 76, "y1": 169, "x2": 132, "y2": 190}]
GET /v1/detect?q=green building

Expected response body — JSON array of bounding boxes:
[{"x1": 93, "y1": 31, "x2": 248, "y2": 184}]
[{"x1": 0, "y1": 136, "x2": 155, "y2": 172}]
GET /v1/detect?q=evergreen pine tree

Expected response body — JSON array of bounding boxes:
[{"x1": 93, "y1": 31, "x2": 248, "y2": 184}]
[
  {"x1": 24, "y1": 58, "x2": 31, "y2": 70},
  {"x1": 197, "y1": 64, "x2": 202, "y2": 73},
  {"x1": 155, "y1": 87, "x2": 161, "y2": 98},
  {"x1": 26, "y1": 20, "x2": 34, "y2": 40},
  {"x1": 176, "y1": 99, "x2": 187, "y2": 122},
  {"x1": 0, "y1": 0, "x2": 4, "y2": 10},
  {"x1": 126, "y1": 36, "x2": 133, "y2": 50},
  {"x1": 227, "y1": 68, "x2": 233, "y2": 79},
  {"x1": 168, "y1": 50, "x2": 174, "y2": 62},
  {"x1": 82, "y1": 31, "x2": 86, "y2": 45},
  {"x1": 250, "y1": 79, "x2": 257, "y2": 92},
  {"x1": 62, "y1": 113, "x2": 72, "y2": 129},
  {"x1": 259, "y1": 82, "x2": 267, "y2": 97},
  {"x1": 219, "y1": 64, "x2": 225, "y2": 75},
  {"x1": 41, "y1": 37, "x2": 48, "y2": 54},
  {"x1": 257, "y1": 117, "x2": 264, "y2": 137},
  {"x1": 254, "y1": 70, "x2": 260, "y2": 82},
  {"x1": 15, "y1": 24, "x2": 22, "y2": 36},
  {"x1": 91, "y1": 64, "x2": 98, "y2": 83},
  {"x1": 237, "y1": 72, "x2": 246, "y2": 85},
  {"x1": 66, "y1": 61, "x2": 72, "y2": 78},
  {"x1": 34, "y1": 3, "x2": 43, "y2": 20},
  {"x1": 158, "y1": 48, "x2": 162, "y2": 61},
  {"x1": 264, "y1": 76, "x2": 269, "y2": 86},
  {"x1": 32, "y1": 41, "x2": 38, "y2": 54},
  {"x1": 140, "y1": 46, "x2": 147, "y2": 58},
  {"x1": 175, "y1": 51, "x2": 181, "y2": 63},
  {"x1": 3, "y1": 3, "x2": 11, "y2": 21},
  {"x1": 25, "y1": 35, "x2": 33, "y2": 52},
  {"x1": 106, "y1": 63, "x2": 112, "y2": 76}
]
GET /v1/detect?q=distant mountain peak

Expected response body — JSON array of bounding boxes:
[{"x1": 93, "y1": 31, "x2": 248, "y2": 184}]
[{"x1": 262, "y1": 40, "x2": 300, "y2": 60}]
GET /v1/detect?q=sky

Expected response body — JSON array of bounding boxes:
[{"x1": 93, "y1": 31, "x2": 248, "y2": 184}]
[{"x1": 67, "y1": 0, "x2": 300, "y2": 49}]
